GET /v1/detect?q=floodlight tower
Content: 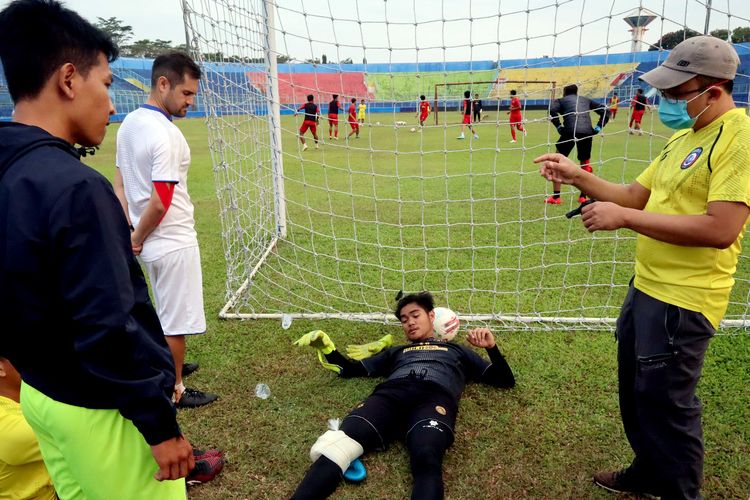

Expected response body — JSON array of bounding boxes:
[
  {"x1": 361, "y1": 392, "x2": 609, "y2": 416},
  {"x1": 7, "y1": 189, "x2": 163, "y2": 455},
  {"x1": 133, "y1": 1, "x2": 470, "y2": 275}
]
[{"x1": 624, "y1": 8, "x2": 658, "y2": 52}]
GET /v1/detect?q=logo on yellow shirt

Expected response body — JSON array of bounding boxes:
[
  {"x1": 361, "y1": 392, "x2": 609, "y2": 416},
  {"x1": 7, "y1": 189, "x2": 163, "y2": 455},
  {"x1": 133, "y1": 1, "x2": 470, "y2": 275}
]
[{"x1": 681, "y1": 147, "x2": 703, "y2": 169}]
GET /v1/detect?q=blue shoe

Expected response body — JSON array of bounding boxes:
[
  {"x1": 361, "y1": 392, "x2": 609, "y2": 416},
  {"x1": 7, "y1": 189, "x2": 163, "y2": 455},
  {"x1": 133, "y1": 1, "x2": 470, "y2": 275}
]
[{"x1": 343, "y1": 458, "x2": 366, "y2": 482}]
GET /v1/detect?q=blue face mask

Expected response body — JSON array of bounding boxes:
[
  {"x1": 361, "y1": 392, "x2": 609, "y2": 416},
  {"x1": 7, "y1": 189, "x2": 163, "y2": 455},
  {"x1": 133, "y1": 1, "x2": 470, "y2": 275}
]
[
  {"x1": 658, "y1": 99, "x2": 697, "y2": 129},
  {"x1": 658, "y1": 86, "x2": 714, "y2": 130}
]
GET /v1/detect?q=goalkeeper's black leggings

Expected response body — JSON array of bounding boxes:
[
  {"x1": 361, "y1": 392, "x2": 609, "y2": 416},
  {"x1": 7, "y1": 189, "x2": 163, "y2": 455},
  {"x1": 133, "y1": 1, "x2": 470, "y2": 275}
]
[{"x1": 290, "y1": 403, "x2": 453, "y2": 500}]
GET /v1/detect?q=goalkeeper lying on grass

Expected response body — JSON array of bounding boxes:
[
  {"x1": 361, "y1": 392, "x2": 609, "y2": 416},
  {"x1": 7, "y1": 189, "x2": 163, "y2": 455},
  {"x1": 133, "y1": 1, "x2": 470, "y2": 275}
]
[{"x1": 291, "y1": 291, "x2": 515, "y2": 500}]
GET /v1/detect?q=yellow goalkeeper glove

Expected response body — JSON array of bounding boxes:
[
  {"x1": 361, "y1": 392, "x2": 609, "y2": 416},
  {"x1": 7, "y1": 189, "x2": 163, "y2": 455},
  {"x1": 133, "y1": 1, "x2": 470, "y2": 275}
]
[
  {"x1": 345, "y1": 334, "x2": 394, "y2": 360},
  {"x1": 293, "y1": 330, "x2": 341, "y2": 374},
  {"x1": 293, "y1": 330, "x2": 336, "y2": 354}
]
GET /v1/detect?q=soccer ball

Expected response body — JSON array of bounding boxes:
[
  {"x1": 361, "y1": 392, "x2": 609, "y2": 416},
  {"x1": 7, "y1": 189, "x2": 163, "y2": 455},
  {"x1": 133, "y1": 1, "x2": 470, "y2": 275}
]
[
  {"x1": 432, "y1": 307, "x2": 460, "y2": 341},
  {"x1": 376, "y1": 121, "x2": 380, "y2": 125},
  {"x1": 410, "y1": 127, "x2": 416, "y2": 132}
]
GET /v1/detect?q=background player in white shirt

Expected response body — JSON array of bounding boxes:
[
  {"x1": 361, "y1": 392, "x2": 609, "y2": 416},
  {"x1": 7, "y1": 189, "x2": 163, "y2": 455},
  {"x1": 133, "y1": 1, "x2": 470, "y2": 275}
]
[{"x1": 114, "y1": 52, "x2": 218, "y2": 409}]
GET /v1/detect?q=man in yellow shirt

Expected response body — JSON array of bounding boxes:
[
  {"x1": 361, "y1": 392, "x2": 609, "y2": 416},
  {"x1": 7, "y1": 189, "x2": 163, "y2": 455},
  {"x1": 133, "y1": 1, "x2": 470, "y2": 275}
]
[
  {"x1": 357, "y1": 100, "x2": 367, "y2": 123},
  {"x1": 535, "y1": 36, "x2": 748, "y2": 499},
  {"x1": 609, "y1": 92, "x2": 619, "y2": 120},
  {"x1": 0, "y1": 356, "x2": 56, "y2": 500}
]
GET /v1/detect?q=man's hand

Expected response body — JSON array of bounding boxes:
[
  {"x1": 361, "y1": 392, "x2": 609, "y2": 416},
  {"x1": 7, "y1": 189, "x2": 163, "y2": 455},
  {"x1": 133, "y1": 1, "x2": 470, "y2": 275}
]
[
  {"x1": 151, "y1": 435, "x2": 194, "y2": 481},
  {"x1": 131, "y1": 234, "x2": 143, "y2": 256},
  {"x1": 581, "y1": 201, "x2": 628, "y2": 232},
  {"x1": 293, "y1": 330, "x2": 336, "y2": 354},
  {"x1": 535, "y1": 153, "x2": 583, "y2": 185},
  {"x1": 346, "y1": 334, "x2": 393, "y2": 360},
  {"x1": 467, "y1": 327, "x2": 495, "y2": 349}
]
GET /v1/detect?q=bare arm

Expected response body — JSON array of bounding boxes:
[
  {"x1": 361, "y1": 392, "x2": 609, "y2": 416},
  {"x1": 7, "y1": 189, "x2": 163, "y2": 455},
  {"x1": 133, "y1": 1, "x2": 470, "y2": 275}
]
[
  {"x1": 113, "y1": 168, "x2": 131, "y2": 225},
  {"x1": 535, "y1": 152, "x2": 650, "y2": 209},
  {"x1": 131, "y1": 188, "x2": 166, "y2": 250},
  {"x1": 582, "y1": 200, "x2": 750, "y2": 248}
]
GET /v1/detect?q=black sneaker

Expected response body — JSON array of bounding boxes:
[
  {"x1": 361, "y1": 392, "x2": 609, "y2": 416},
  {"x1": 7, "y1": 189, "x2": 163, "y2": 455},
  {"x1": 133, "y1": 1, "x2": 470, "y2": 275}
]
[
  {"x1": 182, "y1": 362, "x2": 200, "y2": 377},
  {"x1": 187, "y1": 455, "x2": 224, "y2": 486},
  {"x1": 593, "y1": 468, "x2": 659, "y2": 498},
  {"x1": 176, "y1": 388, "x2": 218, "y2": 409}
]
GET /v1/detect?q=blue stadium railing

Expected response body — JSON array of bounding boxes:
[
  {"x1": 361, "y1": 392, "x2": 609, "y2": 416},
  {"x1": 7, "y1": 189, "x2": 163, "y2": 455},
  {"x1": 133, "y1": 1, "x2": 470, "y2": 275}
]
[{"x1": 2, "y1": 44, "x2": 749, "y2": 122}]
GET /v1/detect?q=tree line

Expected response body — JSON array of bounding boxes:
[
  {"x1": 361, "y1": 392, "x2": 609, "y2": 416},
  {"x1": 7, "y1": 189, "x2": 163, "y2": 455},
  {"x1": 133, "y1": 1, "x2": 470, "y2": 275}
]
[{"x1": 650, "y1": 27, "x2": 750, "y2": 50}]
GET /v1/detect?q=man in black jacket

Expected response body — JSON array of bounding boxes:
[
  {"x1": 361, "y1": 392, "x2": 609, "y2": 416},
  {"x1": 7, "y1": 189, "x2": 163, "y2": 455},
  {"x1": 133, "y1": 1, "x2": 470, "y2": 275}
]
[
  {"x1": 0, "y1": 1, "x2": 193, "y2": 497},
  {"x1": 546, "y1": 84, "x2": 608, "y2": 204},
  {"x1": 291, "y1": 291, "x2": 515, "y2": 500}
]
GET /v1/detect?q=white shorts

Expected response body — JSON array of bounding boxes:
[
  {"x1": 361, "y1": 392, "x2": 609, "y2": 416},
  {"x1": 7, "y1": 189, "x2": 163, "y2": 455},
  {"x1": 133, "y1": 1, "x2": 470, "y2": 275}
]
[{"x1": 142, "y1": 246, "x2": 206, "y2": 336}]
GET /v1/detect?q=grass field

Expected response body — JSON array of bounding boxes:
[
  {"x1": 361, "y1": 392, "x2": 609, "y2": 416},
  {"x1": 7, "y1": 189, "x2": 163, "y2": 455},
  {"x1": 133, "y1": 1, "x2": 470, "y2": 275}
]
[{"x1": 84, "y1": 110, "x2": 750, "y2": 498}]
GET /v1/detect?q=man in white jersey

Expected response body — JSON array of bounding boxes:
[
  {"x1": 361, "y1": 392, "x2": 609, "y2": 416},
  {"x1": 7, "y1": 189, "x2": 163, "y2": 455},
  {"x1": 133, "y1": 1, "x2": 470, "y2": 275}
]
[{"x1": 115, "y1": 52, "x2": 218, "y2": 408}]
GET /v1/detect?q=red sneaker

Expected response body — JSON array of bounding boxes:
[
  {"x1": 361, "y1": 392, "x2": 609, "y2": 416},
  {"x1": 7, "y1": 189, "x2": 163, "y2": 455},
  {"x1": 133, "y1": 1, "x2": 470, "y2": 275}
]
[
  {"x1": 578, "y1": 196, "x2": 588, "y2": 203},
  {"x1": 545, "y1": 196, "x2": 561, "y2": 205},
  {"x1": 187, "y1": 455, "x2": 224, "y2": 486},
  {"x1": 193, "y1": 448, "x2": 223, "y2": 461}
]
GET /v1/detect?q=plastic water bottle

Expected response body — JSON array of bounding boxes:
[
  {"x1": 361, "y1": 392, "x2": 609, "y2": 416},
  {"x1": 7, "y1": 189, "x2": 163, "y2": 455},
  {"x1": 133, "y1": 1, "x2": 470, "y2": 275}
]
[
  {"x1": 281, "y1": 314, "x2": 293, "y2": 330},
  {"x1": 255, "y1": 383, "x2": 271, "y2": 399}
]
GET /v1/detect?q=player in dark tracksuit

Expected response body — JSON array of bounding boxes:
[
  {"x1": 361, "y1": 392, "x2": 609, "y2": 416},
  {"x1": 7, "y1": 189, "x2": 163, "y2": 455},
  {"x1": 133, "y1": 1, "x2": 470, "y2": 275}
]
[
  {"x1": 472, "y1": 93, "x2": 483, "y2": 122},
  {"x1": 291, "y1": 291, "x2": 514, "y2": 500},
  {"x1": 547, "y1": 84, "x2": 609, "y2": 204}
]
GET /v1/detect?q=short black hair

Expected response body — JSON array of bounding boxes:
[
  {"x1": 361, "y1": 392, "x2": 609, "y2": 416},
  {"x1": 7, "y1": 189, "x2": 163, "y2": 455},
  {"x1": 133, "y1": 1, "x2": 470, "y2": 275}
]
[
  {"x1": 696, "y1": 75, "x2": 734, "y2": 94},
  {"x1": 563, "y1": 84, "x2": 578, "y2": 96},
  {"x1": 306, "y1": 94, "x2": 314, "y2": 102},
  {"x1": 510, "y1": 89, "x2": 517, "y2": 96},
  {"x1": 0, "y1": 0, "x2": 118, "y2": 103},
  {"x1": 394, "y1": 291, "x2": 435, "y2": 319},
  {"x1": 332, "y1": 94, "x2": 338, "y2": 99},
  {"x1": 351, "y1": 97, "x2": 356, "y2": 103},
  {"x1": 464, "y1": 90, "x2": 471, "y2": 98},
  {"x1": 420, "y1": 94, "x2": 425, "y2": 100},
  {"x1": 613, "y1": 92, "x2": 618, "y2": 96},
  {"x1": 151, "y1": 51, "x2": 201, "y2": 87},
  {"x1": 636, "y1": 88, "x2": 643, "y2": 94}
]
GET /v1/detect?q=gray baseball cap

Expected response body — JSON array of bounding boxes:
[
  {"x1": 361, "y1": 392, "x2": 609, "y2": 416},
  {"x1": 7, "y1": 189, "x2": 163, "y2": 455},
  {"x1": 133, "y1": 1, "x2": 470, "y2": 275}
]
[{"x1": 640, "y1": 35, "x2": 740, "y2": 90}]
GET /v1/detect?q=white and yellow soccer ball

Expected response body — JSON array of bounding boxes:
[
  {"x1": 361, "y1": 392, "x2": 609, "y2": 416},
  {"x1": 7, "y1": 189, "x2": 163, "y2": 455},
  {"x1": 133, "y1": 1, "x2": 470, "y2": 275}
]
[
  {"x1": 410, "y1": 127, "x2": 416, "y2": 132},
  {"x1": 432, "y1": 307, "x2": 460, "y2": 341}
]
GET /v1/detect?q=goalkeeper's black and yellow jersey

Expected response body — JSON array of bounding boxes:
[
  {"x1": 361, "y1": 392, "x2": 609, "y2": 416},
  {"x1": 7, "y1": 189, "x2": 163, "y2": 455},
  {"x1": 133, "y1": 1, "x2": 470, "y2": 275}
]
[{"x1": 326, "y1": 339, "x2": 514, "y2": 404}]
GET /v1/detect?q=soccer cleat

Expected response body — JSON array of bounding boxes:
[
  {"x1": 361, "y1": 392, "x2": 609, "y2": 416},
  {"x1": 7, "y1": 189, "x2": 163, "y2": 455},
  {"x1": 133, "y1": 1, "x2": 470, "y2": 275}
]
[
  {"x1": 578, "y1": 196, "x2": 588, "y2": 204},
  {"x1": 523, "y1": 129, "x2": 527, "y2": 136},
  {"x1": 510, "y1": 139, "x2": 517, "y2": 143},
  {"x1": 187, "y1": 455, "x2": 224, "y2": 486},
  {"x1": 182, "y1": 362, "x2": 199, "y2": 378},
  {"x1": 457, "y1": 135, "x2": 465, "y2": 140},
  {"x1": 315, "y1": 143, "x2": 319, "y2": 149},
  {"x1": 302, "y1": 143, "x2": 308, "y2": 151},
  {"x1": 593, "y1": 469, "x2": 658, "y2": 498},
  {"x1": 544, "y1": 196, "x2": 561, "y2": 205},
  {"x1": 176, "y1": 388, "x2": 219, "y2": 409},
  {"x1": 473, "y1": 134, "x2": 479, "y2": 139},
  {"x1": 193, "y1": 448, "x2": 224, "y2": 461}
]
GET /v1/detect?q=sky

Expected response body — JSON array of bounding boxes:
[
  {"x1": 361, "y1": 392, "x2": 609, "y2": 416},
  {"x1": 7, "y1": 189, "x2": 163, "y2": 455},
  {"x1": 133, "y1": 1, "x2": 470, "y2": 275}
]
[{"x1": 2, "y1": 0, "x2": 749, "y2": 63}]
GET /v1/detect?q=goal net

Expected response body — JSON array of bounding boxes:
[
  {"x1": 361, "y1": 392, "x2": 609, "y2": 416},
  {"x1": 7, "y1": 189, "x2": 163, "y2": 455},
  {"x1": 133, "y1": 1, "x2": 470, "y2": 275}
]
[
  {"x1": 181, "y1": 0, "x2": 750, "y2": 331},
  {"x1": 433, "y1": 80, "x2": 556, "y2": 126}
]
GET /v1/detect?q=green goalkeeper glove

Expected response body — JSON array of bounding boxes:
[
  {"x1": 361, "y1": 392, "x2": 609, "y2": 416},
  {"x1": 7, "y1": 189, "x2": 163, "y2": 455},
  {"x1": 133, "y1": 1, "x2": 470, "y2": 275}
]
[
  {"x1": 345, "y1": 334, "x2": 394, "y2": 360},
  {"x1": 293, "y1": 330, "x2": 336, "y2": 354},
  {"x1": 293, "y1": 330, "x2": 341, "y2": 374}
]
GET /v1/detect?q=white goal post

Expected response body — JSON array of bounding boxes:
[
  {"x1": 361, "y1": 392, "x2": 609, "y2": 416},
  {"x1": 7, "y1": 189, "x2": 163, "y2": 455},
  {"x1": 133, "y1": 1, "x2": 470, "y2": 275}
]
[{"x1": 181, "y1": 0, "x2": 750, "y2": 332}]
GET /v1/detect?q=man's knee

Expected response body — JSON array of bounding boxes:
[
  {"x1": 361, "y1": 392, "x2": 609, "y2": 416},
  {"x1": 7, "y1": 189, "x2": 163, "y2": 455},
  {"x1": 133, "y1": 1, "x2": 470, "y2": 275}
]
[{"x1": 309, "y1": 430, "x2": 363, "y2": 473}]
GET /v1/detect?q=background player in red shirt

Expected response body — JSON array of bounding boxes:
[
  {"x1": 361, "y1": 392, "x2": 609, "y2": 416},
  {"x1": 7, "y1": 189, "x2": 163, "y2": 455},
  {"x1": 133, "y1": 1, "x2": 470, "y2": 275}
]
[
  {"x1": 297, "y1": 94, "x2": 320, "y2": 151},
  {"x1": 629, "y1": 88, "x2": 649, "y2": 135},
  {"x1": 507, "y1": 89, "x2": 526, "y2": 143},
  {"x1": 416, "y1": 95, "x2": 430, "y2": 127},
  {"x1": 347, "y1": 98, "x2": 360, "y2": 139},
  {"x1": 457, "y1": 90, "x2": 479, "y2": 140},
  {"x1": 328, "y1": 94, "x2": 340, "y2": 141}
]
